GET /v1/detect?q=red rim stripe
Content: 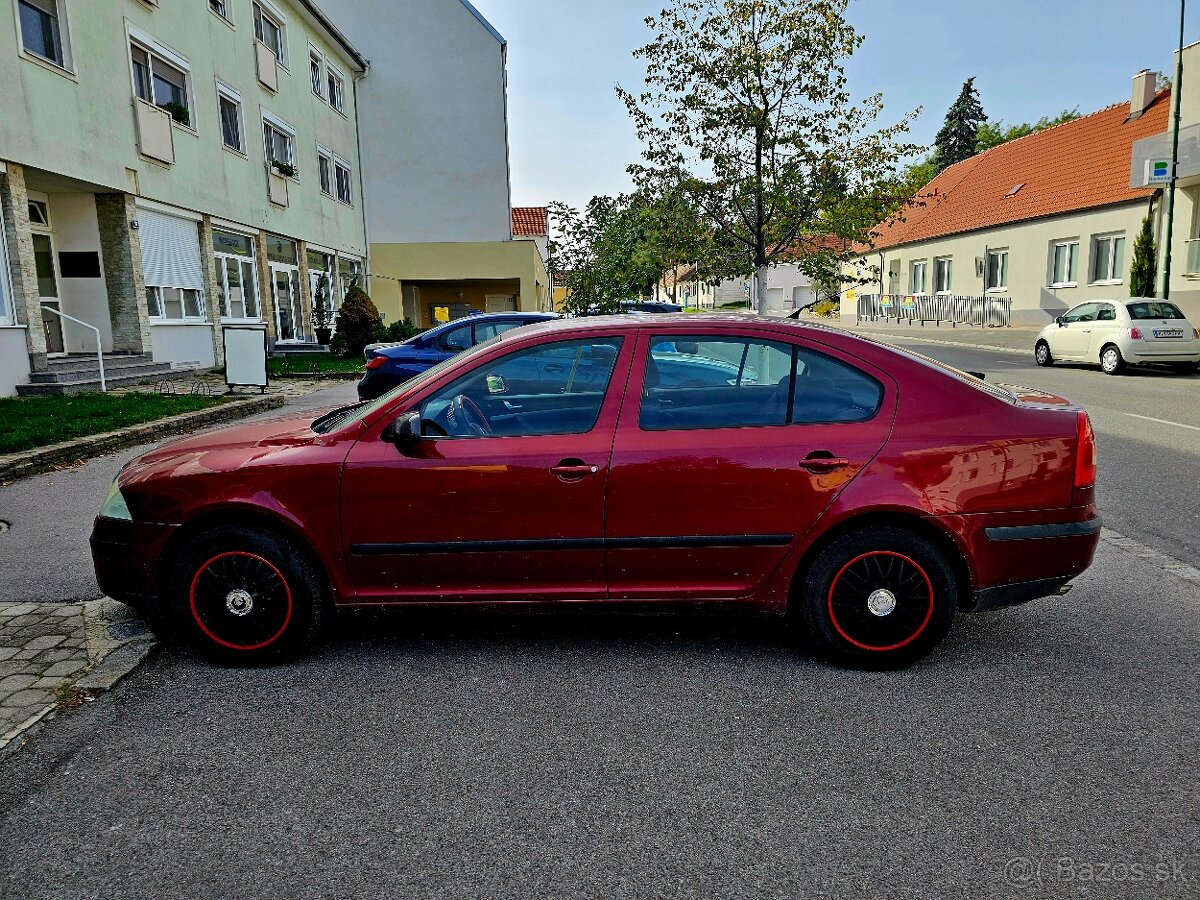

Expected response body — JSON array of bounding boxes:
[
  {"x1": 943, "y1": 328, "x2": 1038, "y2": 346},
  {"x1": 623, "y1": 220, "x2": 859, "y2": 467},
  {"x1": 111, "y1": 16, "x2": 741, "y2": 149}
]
[
  {"x1": 188, "y1": 551, "x2": 293, "y2": 651},
  {"x1": 826, "y1": 550, "x2": 934, "y2": 652}
]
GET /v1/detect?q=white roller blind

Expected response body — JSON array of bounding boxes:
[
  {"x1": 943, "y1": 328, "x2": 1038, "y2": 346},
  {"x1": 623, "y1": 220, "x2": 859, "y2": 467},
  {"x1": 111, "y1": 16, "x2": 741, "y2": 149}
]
[{"x1": 139, "y1": 208, "x2": 204, "y2": 290}]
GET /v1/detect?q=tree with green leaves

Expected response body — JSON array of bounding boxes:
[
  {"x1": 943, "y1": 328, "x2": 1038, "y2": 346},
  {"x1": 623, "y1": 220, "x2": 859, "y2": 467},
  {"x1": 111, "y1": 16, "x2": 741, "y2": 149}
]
[
  {"x1": 617, "y1": 0, "x2": 920, "y2": 314},
  {"x1": 1129, "y1": 213, "x2": 1158, "y2": 298},
  {"x1": 934, "y1": 77, "x2": 986, "y2": 171},
  {"x1": 975, "y1": 109, "x2": 1080, "y2": 154},
  {"x1": 549, "y1": 196, "x2": 659, "y2": 315}
]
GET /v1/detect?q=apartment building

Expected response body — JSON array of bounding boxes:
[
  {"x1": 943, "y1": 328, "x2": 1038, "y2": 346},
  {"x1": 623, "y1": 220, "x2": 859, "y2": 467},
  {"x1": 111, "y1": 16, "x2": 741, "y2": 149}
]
[
  {"x1": 0, "y1": 0, "x2": 368, "y2": 395},
  {"x1": 318, "y1": 0, "x2": 548, "y2": 328}
]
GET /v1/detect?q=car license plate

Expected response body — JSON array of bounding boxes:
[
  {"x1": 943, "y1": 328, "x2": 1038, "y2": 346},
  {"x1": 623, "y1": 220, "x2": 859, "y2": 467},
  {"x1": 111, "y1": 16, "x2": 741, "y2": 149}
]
[{"x1": 1153, "y1": 328, "x2": 1184, "y2": 338}]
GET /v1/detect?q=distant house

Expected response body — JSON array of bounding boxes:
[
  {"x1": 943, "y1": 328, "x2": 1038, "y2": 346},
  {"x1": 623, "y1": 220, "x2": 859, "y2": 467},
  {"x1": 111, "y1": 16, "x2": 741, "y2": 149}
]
[
  {"x1": 846, "y1": 68, "x2": 1192, "y2": 325},
  {"x1": 512, "y1": 206, "x2": 549, "y2": 268}
]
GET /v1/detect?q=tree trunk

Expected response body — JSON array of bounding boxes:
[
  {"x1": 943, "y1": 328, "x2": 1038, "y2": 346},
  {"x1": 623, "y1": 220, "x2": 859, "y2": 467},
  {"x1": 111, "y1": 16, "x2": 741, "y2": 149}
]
[{"x1": 755, "y1": 265, "x2": 770, "y2": 316}]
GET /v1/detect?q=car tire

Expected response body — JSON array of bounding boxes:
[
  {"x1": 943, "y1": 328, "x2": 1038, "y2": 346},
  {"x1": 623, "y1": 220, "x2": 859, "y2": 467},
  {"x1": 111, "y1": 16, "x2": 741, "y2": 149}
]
[
  {"x1": 1100, "y1": 344, "x2": 1125, "y2": 376},
  {"x1": 797, "y1": 527, "x2": 957, "y2": 668},
  {"x1": 1172, "y1": 361, "x2": 1200, "y2": 375},
  {"x1": 1034, "y1": 340, "x2": 1054, "y2": 367},
  {"x1": 166, "y1": 525, "x2": 330, "y2": 664}
]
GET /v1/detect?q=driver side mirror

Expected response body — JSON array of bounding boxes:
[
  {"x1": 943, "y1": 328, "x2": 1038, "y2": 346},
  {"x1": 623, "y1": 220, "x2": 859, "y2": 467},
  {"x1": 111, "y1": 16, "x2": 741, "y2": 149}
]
[{"x1": 383, "y1": 411, "x2": 422, "y2": 452}]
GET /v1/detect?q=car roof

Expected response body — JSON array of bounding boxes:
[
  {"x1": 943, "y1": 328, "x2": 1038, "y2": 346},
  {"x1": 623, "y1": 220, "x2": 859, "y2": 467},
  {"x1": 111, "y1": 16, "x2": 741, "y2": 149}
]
[
  {"x1": 509, "y1": 312, "x2": 847, "y2": 337},
  {"x1": 429, "y1": 311, "x2": 554, "y2": 331}
]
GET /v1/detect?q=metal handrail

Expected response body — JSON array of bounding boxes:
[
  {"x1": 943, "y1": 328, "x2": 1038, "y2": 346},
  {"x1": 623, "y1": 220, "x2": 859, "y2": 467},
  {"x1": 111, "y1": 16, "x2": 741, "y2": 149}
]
[{"x1": 40, "y1": 305, "x2": 106, "y2": 391}]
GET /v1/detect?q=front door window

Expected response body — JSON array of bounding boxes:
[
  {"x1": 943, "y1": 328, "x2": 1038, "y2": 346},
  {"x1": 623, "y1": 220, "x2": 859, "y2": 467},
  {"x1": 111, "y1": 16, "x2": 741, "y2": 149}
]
[
  {"x1": 33, "y1": 233, "x2": 64, "y2": 354},
  {"x1": 272, "y1": 266, "x2": 302, "y2": 342}
]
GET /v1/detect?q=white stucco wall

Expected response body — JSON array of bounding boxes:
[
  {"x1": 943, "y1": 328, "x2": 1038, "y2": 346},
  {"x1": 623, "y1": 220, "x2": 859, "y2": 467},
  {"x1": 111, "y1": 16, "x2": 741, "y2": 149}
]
[
  {"x1": 0, "y1": 327, "x2": 32, "y2": 397},
  {"x1": 319, "y1": 0, "x2": 514, "y2": 244}
]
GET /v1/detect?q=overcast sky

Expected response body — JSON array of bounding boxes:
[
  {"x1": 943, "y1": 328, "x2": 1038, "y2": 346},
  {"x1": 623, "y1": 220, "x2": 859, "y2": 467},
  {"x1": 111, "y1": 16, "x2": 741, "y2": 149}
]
[{"x1": 466, "y1": 0, "x2": 1193, "y2": 212}]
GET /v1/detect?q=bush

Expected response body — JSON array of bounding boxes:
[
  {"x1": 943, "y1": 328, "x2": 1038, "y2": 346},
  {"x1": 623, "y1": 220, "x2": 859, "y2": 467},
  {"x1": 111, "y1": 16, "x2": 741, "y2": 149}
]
[
  {"x1": 330, "y1": 284, "x2": 383, "y2": 358},
  {"x1": 377, "y1": 318, "x2": 422, "y2": 344}
]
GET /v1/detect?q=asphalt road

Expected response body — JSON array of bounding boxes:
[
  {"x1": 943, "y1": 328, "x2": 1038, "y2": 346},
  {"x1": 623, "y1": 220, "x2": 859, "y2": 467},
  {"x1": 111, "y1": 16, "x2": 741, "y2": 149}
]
[
  {"x1": 0, "y1": 383, "x2": 360, "y2": 605},
  {"x1": 1, "y1": 546, "x2": 1197, "y2": 899},
  {"x1": 876, "y1": 335, "x2": 1200, "y2": 564}
]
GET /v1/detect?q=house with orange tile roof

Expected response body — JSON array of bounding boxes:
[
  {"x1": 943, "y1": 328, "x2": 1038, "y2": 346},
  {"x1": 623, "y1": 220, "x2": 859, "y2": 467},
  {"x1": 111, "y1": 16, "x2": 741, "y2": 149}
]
[{"x1": 843, "y1": 63, "x2": 1200, "y2": 326}]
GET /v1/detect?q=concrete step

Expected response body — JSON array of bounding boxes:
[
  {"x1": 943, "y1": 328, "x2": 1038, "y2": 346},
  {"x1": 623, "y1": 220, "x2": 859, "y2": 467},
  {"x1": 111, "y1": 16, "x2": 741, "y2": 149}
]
[
  {"x1": 45, "y1": 354, "x2": 158, "y2": 373},
  {"x1": 29, "y1": 362, "x2": 176, "y2": 384},
  {"x1": 16, "y1": 366, "x2": 201, "y2": 396}
]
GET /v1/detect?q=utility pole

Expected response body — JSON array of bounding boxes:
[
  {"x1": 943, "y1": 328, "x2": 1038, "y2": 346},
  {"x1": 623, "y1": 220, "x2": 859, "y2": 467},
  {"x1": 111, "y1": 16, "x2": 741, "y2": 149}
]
[{"x1": 1163, "y1": 0, "x2": 1186, "y2": 299}]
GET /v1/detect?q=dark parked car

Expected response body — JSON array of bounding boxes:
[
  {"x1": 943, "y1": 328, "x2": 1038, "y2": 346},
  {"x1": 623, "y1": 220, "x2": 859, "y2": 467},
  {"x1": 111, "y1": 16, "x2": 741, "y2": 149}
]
[
  {"x1": 620, "y1": 301, "x2": 685, "y2": 314},
  {"x1": 92, "y1": 316, "x2": 1100, "y2": 668},
  {"x1": 358, "y1": 312, "x2": 556, "y2": 400}
]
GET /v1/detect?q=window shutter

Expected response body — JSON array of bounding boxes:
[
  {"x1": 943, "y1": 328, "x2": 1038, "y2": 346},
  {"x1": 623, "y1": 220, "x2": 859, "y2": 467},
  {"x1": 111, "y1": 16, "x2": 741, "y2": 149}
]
[{"x1": 138, "y1": 209, "x2": 205, "y2": 290}]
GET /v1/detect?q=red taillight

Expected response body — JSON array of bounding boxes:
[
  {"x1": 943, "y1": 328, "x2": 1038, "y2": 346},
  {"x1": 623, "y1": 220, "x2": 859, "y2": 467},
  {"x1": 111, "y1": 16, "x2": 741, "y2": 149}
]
[
  {"x1": 1193, "y1": 327, "x2": 1199, "y2": 339},
  {"x1": 365, "y1": 356, "x2": 388, "y2": 370},
  {"x1": 1074, "y1": 411, "x2": 1097, "y2": 490},
  {"x1": 1129, "y1": 326, "x2": 1143, "y2": 340}
]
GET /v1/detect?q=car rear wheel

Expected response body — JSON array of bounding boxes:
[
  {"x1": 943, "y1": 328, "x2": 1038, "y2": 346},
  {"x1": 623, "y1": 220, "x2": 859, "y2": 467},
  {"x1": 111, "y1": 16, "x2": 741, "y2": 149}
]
[
  {"x1": 1100, "y1": 345, "x2": 1124, "y2": 375},
  {"x1": 1034, "y1": 340, "x2": 1054, "y2": 367},
  {"x1": 797, "y1": 527, "x2": 956, "y2": 668},
  {"x1": 166, "y1": 525, "x2": 330, "y2": 664}
]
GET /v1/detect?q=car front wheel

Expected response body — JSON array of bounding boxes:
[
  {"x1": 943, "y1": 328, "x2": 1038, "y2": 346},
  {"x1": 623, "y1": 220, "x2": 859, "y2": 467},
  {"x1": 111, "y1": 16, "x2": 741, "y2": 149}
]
[
  {"x1": 1035, "y1": 340, "x2": 1054, "y2": 367},
  {"x1": 167, "y1": 525, "x2": 330, "y2": 664},
  {"x1": 1100, "y1": 345, "x2": 1125, "y2": 375},
  {"x1": 797, "y1": 527, "x2": 957, "y2": 668}
]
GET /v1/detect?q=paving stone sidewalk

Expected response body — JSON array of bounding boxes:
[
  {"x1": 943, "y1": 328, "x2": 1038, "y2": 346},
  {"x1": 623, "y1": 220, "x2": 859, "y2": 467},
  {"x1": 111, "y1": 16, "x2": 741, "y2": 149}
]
[{"x1": 0, "y1": 599, "x2": 155, "y2": 753}]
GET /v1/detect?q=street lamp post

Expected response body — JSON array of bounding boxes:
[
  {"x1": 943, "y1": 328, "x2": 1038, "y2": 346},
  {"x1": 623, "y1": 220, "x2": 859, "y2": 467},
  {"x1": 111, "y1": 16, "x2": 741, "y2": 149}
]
[{"x1": 1163, "y1": 0, "x2": 1186, "y2": 300}]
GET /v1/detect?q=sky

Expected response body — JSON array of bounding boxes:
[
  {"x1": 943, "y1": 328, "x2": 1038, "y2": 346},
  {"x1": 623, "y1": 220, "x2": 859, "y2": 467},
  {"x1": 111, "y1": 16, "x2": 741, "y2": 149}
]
[{"x1": 465, "y1": 0, "x2": 1194, "y2": 213}]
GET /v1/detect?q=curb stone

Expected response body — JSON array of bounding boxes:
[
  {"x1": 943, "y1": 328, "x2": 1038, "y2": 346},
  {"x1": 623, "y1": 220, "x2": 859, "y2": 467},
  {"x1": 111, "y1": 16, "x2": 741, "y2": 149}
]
[
  {"x1": 0, "y1": 395, "x2": 286, "y2": 484},
  {"x1": 0, "y1": 598, "x2": 157, "y2": 755}
]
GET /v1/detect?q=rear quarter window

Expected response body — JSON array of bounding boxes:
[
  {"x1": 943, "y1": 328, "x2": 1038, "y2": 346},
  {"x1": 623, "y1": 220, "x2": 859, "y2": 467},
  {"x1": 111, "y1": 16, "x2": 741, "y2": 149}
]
[{"x1": 1127, "y1": 302, "x2": 1185, "y2": 320}]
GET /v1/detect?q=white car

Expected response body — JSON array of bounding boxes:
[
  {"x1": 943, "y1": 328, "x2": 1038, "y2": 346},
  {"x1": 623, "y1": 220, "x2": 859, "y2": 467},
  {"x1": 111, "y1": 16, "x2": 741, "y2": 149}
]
[{"x1": 1035, "y1": 299, "x2": 1200, "y2": 375}]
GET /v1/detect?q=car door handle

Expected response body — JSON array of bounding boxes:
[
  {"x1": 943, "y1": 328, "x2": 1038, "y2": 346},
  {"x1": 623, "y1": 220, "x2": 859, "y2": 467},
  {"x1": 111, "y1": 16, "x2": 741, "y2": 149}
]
[
  {"x1": 799, "y1": 455, "x2": 851, "y2": 472},
  {"x1": 550, "y1": 459, "x2": 599, "y2": 480}
]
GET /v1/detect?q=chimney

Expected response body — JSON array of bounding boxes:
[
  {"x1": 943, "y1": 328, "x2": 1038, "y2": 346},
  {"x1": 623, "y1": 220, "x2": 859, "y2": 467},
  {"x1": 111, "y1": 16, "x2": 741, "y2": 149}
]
[{"x1": 1130, "y1": 69, "x2": 1159, "y2": 120}]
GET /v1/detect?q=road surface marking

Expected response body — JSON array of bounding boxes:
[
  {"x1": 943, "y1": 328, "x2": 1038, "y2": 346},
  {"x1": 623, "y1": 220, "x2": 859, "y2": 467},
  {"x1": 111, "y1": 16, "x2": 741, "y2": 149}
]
[{"x1": 1123, "y1": 413, "x2": 1200, "y2": 433}]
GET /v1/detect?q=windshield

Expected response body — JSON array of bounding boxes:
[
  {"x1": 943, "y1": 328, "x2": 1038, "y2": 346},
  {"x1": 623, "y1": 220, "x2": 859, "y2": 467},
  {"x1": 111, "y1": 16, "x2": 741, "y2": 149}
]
[
  {"x1": 1127, "y1": 301, "x2": 1185, "y2": 320},
  {"x1": 312, "y1": 335, "x2": 505, "y2": 433}
]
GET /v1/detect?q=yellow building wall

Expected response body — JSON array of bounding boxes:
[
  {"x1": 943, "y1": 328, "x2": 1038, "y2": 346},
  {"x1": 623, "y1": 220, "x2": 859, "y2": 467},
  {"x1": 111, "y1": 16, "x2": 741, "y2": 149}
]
[{"x1": 369, "y1": 241, "x2": 549, "y2": 325}]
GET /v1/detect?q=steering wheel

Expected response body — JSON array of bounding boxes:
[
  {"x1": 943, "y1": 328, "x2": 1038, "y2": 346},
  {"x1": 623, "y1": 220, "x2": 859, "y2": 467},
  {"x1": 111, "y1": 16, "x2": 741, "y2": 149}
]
[{"x1": 449, "y1": 394, "x2": 493, "y2": 436}]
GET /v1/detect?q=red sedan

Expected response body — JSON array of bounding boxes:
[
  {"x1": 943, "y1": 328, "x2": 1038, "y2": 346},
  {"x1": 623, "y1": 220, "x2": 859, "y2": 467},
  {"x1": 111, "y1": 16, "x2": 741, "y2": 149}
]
[{"x1": 91, "y1": 316, "x2": 1100, "y2": 667}]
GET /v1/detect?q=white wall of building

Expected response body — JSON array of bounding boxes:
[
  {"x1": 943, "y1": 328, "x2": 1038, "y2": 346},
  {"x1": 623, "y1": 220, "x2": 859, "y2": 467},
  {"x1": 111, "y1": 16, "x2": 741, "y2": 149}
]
[
  {"x1": 319, "y1": 0, "x2": 513, "y2": 244},
  {"x1": 150, "y1": 323, "x2": 216, "y2": 369},
  {"x1": 0, "y1": 328, "x2": 31, "y2": 397}
]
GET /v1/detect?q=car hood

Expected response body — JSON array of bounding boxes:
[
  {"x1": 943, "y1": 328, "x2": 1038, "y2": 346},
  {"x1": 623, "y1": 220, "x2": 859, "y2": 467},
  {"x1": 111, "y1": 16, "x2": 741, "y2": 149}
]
[{"x1": 120, "y1": 411, "x2": 335, "y2": 484}]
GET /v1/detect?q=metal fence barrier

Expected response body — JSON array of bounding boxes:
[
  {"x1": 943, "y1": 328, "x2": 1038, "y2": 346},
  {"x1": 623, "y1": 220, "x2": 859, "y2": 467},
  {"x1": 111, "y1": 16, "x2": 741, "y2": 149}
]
[{"x1": 855, "y1": 294, "x2": 1012, "y2": 328}]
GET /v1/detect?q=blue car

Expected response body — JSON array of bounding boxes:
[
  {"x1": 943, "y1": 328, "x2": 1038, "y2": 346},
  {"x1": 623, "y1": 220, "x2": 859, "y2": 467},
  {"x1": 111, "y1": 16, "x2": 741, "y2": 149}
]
[{"x1": 357, "y1": 312, "x2": 557, "y2": 400}]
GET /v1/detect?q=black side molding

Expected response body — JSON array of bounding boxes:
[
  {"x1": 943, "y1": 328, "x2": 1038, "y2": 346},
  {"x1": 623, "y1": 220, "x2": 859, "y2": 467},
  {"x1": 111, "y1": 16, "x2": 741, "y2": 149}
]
[
  {"x1": 351, "y1": 534, "x2": 793, "y2": 556},
  {"x1": 984, "y1": 519, "x2": 1102, "y2": 542}
]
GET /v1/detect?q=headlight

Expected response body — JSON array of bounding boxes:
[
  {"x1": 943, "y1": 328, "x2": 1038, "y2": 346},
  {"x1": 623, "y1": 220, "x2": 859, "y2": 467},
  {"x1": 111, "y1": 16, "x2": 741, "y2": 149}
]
[{"x1": 99, "y1": 479, "x2": 133, "y2": 521}]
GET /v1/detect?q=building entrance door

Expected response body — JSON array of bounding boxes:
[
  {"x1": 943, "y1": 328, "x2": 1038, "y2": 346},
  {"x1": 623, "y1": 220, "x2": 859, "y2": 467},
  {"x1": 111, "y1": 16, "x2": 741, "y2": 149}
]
[
  {"x1": 271, "y1": 264, "x2": 303, "y2": 343},
  {"x1": 33, "y1": 233, "x2": 65, "y2": 355}
]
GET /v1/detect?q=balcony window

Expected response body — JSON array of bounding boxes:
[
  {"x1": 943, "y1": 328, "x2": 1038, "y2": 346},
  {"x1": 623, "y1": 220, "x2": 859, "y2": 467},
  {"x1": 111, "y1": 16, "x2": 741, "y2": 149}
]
[
  {"x1": 309, "y1": 50, "x2": 323, "y2": 97},
  {"x1": 334, "y1": 160, "x2": 352, "y2": 204},
  {"x1": 317, "y1": 147, "x2": 333, "y2": 195},
  {"x1": 253, "y1": 3, "x2": 286, "y2": 65},
  {"x1": 263, "y1": 119, "x2": 295, "y2": 173},
  {"x1": 209, "y1": 0, "x2": 231, "y2": 23},
  {"x1": 130, "y1": 42, "x2": 191, "y2": 127},
  {"x1": 218, "y1": 86, "x2": 243, "y2": 152}
]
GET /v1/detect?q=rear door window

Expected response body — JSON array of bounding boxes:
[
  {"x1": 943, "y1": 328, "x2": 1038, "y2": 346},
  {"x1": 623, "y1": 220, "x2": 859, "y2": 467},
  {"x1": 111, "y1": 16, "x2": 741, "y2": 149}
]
[{"x1": 639, "y1": 336, "x2": 882, "y2": 430}]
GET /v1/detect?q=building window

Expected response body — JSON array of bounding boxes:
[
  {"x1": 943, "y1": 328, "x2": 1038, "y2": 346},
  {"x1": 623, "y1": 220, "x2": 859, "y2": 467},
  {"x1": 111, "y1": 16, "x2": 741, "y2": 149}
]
[
  {"x1": 17, "y1": 0, "x2": 69, "y2": 69},
  {"x1": 1050, "y1": 240, "x2": 1079, "y2": 287},
  {"x1": 146, "y1": 286, "x2": 205, "y2": 320},
  {"x1": 130, "y1": 42, "x2": 191, "y2": 126},
  {"x1": 217, "y1": 86, "x2": 243, "y2": 152},
  {"x1": 309, "y1": 49, "x2": 323, "y2": 97},
  {"x1": 253, "y1": 2, "x2": 286, "y2": 65},
  {"x1": 334, "y1": 159, "x2": 352, "y2": 204},
  {"x1": 1091, "y1": 234, "x2": 1126, "y2": 283},
  {"x1": 212, "y1": 230, "x2": 260, "y2": 320},
  {"x1": 909, "y1": 260, "x2": 927, "y2": 295},
  {"x1": 209, "y1": 0, "x2": 231, "y2": 23},
  {"x1": 0, "y1": 214, "x2": 12, "y2": 325},
  {"x1": 27, "y1": 200, "x2": 50, "y2": 227},
  {"x1": 317, "y1": 146, "x2": 333, "y2": 195},
  {"x1": 327, "y1": 65, "x2": 345, "y2": 113},
  {"x1": 985, "y1": 249, "x2": 1009, "y2": 291},
  {"x1": 263, "y1": 118, "x2": 295, "y2": 173},
  {"x1": 934, "y1": 257, "x2": 952, "y2": 294}
]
